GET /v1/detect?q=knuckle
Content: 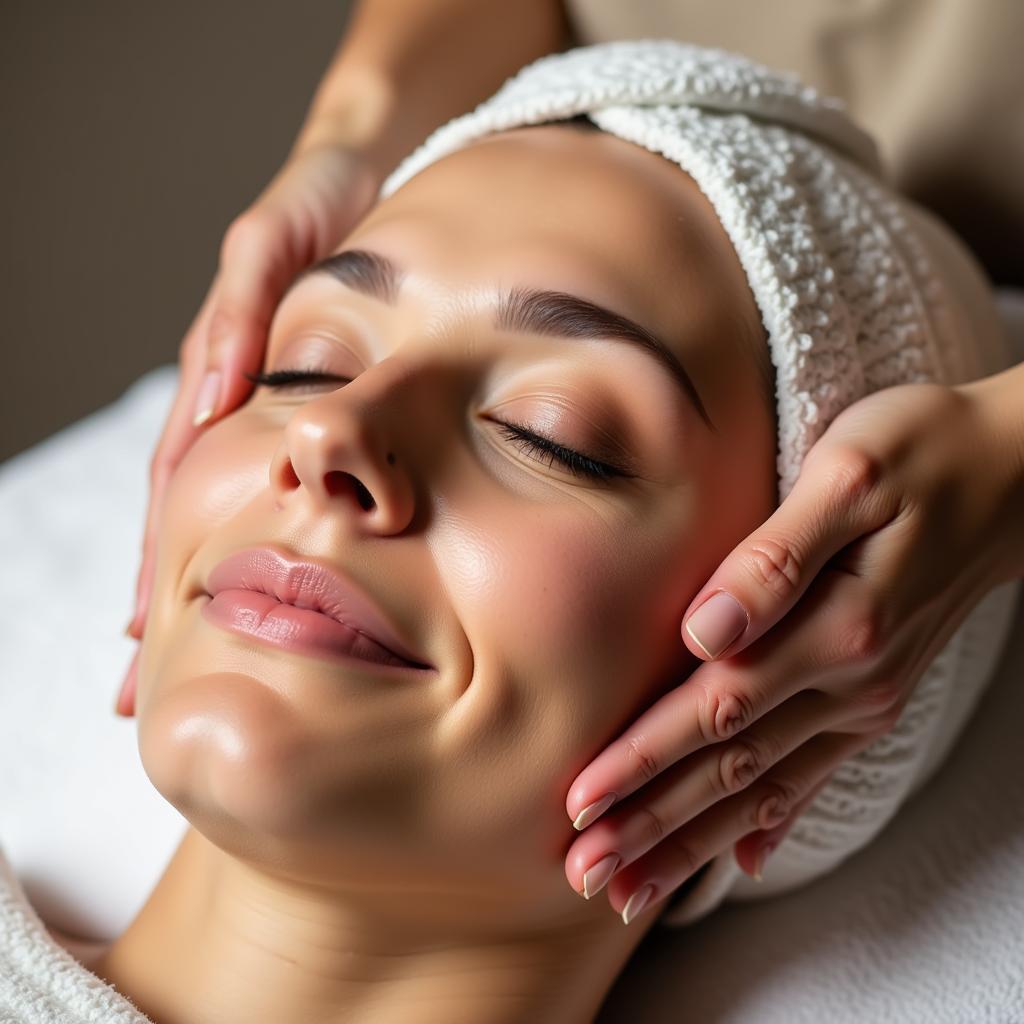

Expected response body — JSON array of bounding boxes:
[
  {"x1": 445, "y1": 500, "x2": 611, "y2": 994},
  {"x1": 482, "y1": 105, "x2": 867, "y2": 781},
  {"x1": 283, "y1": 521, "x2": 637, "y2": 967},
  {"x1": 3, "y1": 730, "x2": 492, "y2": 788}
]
[
  {"x1": 864, "y1": 685, "x2": 905, "y2": 729},
  {"x1": 220, "y1": 210, "x2": 273, "y2": 266},
  {"x1": 771, "y1": 776, "x2": 802, "y2": 809},
  {"x1": 836, "y1": 604, "x2": 887, "y2": 665},
  {"x1": 625, "y1": 733, "x2": 662, "y2": 784},
  {"x1": 827, "y1": 445, "x2": 883, "y2": 506},
  {"x1": 637, "y1": 804, "x2": 668, "y2": 846},
  {"x1": 874, "y1": 704, "x2": 903, "y2": 736},
  {"x1": 752, "y1": 779, "x2": 801, "y2": 829},
  {"x1": 864, "y1": 677, "x2": 901, "y2": 711},
  {"x1": 664, "y1": 834, "x2": 703, "y2": 878},
  {"x1": 743, "y1": 538, "x2": 803, "y2": 602},
  {"x1": 718, "y1": 737, "x2": 767, "y2": 794},
  {"x1": 700, "y1": 688, "x2": 757, "y2": 745}
]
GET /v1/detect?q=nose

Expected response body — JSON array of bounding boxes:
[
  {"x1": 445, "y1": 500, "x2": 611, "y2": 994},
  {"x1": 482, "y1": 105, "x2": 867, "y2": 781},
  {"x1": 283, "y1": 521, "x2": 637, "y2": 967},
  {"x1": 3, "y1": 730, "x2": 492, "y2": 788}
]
[{"x1": 268, "y1": 358, "x2": 417, "y2": 535}]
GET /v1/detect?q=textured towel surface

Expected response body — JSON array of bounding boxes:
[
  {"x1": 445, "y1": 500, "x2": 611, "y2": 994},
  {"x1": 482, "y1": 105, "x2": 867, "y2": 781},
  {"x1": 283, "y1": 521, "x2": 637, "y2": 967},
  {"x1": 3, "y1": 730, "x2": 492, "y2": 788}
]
[{"x1": 0, "y1": 847, "x2": 154, "y2": 1023}]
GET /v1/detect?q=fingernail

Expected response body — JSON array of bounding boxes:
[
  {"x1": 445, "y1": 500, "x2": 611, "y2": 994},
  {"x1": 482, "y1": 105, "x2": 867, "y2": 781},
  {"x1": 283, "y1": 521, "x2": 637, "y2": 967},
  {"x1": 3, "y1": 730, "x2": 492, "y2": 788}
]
[
  {"x1": 621, "y1": 883, "x2": 655, "y2": 925},
  {"x1": 192, "y1": 370, "x2": 222, "y2": 427},
  {"x1": 752, "y1": 841, "x2": 777, "y2": 882},
  {"x1": 126, "y1": 589, "x2": 149, "y2": 638},
  {"x1": 115, "y1": 650, "x2": 139, "y2": 718},
  {"x1": 582, "y1": 853, "x2": 620, "y2": 899},
  {"x1": 125, "y1": 604, "x2": 146, "y2": 638},
  {"x1": 572, "y1": 793, "x2": 616, "y2": 831},
  {"x1": 685, "y1": 591, "x2": 748, "y2": 659}
]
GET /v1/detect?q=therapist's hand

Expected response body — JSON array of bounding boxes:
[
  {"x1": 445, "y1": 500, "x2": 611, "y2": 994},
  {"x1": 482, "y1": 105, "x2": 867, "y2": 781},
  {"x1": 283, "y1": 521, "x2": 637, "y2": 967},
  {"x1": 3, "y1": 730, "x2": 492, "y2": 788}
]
[
  {"x1": 564, "y1": 365, "x2": 1024, "y2": 923},
  {"x1": 116, "y1": 143, "x2": 381, "y2": 715}
]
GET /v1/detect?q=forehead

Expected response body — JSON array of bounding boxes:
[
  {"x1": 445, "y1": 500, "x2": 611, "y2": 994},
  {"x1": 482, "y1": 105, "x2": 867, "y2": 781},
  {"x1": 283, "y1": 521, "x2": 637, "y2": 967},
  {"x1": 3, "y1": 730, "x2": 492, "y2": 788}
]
[
  {"x1": 354, "y1": 126, "x2": 741, "y2": 337},
  {"x1": 285, "y1": 125, "x2": 768, "y2": 433}
]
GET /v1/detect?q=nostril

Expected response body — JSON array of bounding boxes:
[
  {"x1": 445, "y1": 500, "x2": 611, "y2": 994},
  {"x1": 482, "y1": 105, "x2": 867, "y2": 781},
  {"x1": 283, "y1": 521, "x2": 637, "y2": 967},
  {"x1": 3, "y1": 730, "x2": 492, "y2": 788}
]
[
  {"x1": 324, "y1": 470, "x2": 376, "y2": 511},
  {"x1": 354, "y1": 480, "x2": 375, "y2": 511}
]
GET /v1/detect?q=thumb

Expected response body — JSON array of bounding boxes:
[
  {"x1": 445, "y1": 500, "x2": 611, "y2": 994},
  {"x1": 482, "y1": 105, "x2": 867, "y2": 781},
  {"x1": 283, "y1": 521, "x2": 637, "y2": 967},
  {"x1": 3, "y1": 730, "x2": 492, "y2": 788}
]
[{"x1": 681, "y1": 449, "x2": 891, "y2": 660}]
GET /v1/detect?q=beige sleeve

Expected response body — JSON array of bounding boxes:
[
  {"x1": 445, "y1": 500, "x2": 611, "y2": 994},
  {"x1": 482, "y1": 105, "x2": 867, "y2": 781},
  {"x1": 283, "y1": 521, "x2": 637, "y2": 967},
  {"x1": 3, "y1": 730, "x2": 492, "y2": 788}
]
[{"x1": 899, "y1": 199, "x2": 1015, "y2": 382}]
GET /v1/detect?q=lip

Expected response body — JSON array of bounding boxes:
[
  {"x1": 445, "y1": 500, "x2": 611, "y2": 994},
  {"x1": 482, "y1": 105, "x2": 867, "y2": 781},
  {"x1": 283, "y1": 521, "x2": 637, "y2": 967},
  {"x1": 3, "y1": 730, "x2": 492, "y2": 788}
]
[{"x1": 201, "y1": 546, "x2": 433, "y2": 671}]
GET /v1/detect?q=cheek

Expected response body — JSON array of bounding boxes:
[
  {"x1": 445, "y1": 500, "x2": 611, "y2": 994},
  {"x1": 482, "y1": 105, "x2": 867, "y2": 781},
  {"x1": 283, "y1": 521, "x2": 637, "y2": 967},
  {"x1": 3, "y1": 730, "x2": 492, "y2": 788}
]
[
  {"x1": 166, "y1": 418, "x2": 272, "y2": 532},
  {"x1": 424, "y1": 486, "x2": 704, "y2": 879},
  {"x1": 144, "y1": 416, "x2": 274, "y2": 641},
  {"x1": 136, "y1": 414, "x2": 447, "y2": 879}
]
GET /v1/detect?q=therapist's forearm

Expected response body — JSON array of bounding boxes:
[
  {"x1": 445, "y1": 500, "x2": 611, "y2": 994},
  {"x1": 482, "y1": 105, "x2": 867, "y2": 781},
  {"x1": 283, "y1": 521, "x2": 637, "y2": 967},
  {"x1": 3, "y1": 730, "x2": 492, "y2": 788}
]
[{"x1": 290, "y1": 0, "x2": 569, "y2": 185}]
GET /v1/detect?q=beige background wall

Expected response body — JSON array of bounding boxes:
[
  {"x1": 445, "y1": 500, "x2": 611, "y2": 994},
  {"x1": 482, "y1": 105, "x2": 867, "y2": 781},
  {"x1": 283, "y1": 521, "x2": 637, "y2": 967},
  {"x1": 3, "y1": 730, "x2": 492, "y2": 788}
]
[{"x1": 1, "y1": 1, "x2": 355, "y2": 463}]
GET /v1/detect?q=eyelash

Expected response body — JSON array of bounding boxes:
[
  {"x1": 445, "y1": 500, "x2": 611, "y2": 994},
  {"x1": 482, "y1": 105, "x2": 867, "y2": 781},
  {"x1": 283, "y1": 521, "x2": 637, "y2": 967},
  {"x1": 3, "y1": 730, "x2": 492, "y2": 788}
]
[{"x1": 244, "y1": 368, "x2": 627, "y2": 482}]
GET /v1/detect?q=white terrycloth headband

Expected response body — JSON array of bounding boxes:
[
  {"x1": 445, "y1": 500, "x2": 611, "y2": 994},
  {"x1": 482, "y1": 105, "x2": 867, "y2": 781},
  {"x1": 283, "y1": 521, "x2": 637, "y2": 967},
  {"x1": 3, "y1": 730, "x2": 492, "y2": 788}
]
[{"x1": 379, "y1": 39, "x2": 951, "y2": 504}]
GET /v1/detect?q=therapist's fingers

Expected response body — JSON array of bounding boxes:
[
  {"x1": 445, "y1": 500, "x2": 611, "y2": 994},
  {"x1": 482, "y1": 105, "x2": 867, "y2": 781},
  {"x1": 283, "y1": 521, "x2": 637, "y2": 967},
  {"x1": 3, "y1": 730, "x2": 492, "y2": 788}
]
[
  {"x1": 679, "y1": 443, "x2": 900, "y2": 662},
  {"x1": 566, "y1": 566, "x2": 872, "y2": 827},
  {"x1": 126, "y1": 216, "x2": 293, "y2": 640},
  {"x1": 125, "y1": 280, "x2": 221, "y2": 640},
  {"x1": 191, "y1": 207, "x2": 302, "y2": 429},
  {"x1": 732, "y1": 774, "x2": 833, "y2": 880},
  {"x1": 192, "y1": 145, "x2": 383, "y2": 429},
  {"x1": 565, "y1": 687, "x2": 855, "y2": 895},
  {"x1": 596, "y1": 729, "x2": 868, "y2": 924},
  {"x1": 114, "y1": 648, "x2": 140, "y2": 718}
]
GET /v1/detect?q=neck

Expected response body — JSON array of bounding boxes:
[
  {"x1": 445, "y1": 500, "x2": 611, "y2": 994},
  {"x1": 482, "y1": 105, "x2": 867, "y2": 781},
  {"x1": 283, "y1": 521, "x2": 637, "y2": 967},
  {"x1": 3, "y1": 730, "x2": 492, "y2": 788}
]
[{"x1": 88, "y1": 828, "x2": 657, "y2": 1024}]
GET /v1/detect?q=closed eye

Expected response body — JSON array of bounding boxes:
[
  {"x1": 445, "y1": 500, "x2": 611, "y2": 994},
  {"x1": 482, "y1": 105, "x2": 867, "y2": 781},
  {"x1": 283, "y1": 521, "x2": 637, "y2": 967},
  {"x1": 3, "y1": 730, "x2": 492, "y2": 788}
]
[
  {"x1": 493, "y1": 421, "x2": 626, "y2": 481},
  {"x1": 244, "y1": 368, "x2": 630, "y2": 483},
  {"x1": 245, "y1": 368, "x2": 349, "y2": 390}
]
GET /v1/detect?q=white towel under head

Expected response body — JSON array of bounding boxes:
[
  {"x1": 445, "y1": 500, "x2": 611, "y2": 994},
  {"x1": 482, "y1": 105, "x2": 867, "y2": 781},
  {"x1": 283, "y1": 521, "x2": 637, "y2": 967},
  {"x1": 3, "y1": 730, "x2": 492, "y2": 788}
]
[{"x1": 379, "y1": 40, "x2": 1022, "y2": 926}]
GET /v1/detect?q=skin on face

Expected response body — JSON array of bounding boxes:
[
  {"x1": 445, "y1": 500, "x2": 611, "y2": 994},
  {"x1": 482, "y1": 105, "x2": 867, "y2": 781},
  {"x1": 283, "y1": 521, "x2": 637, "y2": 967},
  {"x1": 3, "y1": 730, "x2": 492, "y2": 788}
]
[{"x1": 111, "y1": 123, "x2": 777, "y2": 1020}]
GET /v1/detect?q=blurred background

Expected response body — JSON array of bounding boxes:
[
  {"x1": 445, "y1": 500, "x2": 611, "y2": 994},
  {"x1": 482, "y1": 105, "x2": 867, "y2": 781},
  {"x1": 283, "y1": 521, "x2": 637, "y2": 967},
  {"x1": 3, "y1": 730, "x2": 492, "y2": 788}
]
[
  {"x1": 3, "y1": 2, "x2": 1021, "y2": 463},
  {"x1": 1, "y1": 1, "x2": 355, "y2": 463}
]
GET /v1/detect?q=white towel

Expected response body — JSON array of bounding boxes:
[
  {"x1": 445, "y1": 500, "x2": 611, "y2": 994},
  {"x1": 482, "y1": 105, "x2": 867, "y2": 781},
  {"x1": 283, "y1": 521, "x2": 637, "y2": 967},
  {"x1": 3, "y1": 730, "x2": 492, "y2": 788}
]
[{"x1": 0, "y1": 845, "x2": 153, "y2": 1023}]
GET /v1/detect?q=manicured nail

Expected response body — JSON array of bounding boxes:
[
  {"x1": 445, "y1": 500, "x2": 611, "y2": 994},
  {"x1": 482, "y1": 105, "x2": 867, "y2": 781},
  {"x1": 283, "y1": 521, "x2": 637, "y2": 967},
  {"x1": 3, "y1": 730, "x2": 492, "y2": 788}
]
[
  {"x1": 753, "y1": 841, "x2": 777, "y2": 882},
  {"x1": 573, "y1": 793, "x2": 616, "y2": 831},
  {"x1": 115, "y1": 650, "x2": 139, "y2": 718},
  {"x1": 685, "y1": 591, "x2": 748, "y2": 659},
  {"x1": 621, "y1": 883, "x2": 655, "y2": 925},
  {"x1": 582, "y1": 853, "x2": 620, "y2": 899},
  {"x1": 192, "y1": 370, "x2": 222, "y2": 427},
  {"x1": 126, "y1": 586, "x2": 150, "y2": 638}
]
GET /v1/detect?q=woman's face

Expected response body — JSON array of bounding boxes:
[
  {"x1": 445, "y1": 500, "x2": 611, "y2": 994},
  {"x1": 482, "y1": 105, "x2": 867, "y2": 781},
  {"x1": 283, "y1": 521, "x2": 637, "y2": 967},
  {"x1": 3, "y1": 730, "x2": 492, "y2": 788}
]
[{"x1": 136, "y1": 124, "x2": 776, "y2": 917}]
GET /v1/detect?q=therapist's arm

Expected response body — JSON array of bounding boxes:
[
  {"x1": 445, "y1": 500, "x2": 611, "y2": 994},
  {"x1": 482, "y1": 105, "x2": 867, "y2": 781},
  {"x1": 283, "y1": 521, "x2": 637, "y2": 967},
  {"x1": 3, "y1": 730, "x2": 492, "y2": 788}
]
[
  {"x1": 296, "y1": 0, "x2": 571, "y2": 185},
  {"x1": 121, "y1": 0, "x2": 569, "y2": 656}
]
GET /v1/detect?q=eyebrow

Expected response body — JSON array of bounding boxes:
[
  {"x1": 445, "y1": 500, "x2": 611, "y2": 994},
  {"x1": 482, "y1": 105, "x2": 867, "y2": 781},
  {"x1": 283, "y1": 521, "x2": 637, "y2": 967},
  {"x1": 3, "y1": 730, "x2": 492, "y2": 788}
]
[{"x1": 289, "y1": 248, "x2": 714, "y2": 430}]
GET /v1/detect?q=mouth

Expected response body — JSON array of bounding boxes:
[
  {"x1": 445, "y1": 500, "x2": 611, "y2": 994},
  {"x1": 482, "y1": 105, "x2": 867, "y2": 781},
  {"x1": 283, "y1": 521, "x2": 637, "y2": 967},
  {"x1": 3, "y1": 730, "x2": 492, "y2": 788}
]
[{"x1": 200, "y1": 546, "x2": 434, "y2": 673}]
